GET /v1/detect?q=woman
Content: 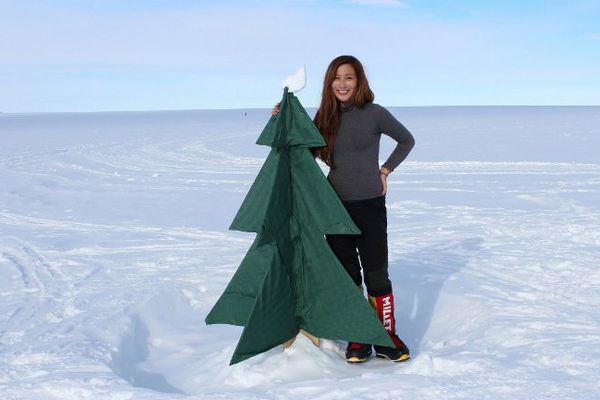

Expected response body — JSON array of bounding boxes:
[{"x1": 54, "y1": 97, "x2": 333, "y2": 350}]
[{"x1": 273, "y1": 55, "x2": 415, "y2": 363}]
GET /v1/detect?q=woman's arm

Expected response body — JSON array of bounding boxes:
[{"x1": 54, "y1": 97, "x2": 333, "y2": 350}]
[{"x1": 377, "y1": 106, "x2": 415, "y2": 173}]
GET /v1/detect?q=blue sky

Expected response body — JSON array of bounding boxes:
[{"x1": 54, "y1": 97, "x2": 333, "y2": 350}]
[{"x1": 1, "y1": 0, "x2": 599, "y2": 112}]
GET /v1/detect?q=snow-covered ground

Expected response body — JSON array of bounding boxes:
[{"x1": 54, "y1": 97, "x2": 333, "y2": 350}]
[{"x1": 1, "y1": 106, "x2": 599, "y2": 399}]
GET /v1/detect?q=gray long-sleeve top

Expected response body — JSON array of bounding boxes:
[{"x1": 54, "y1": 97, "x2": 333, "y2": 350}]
[{"x1": 327, "y1": 102, "x2": 415, "y2": 201}]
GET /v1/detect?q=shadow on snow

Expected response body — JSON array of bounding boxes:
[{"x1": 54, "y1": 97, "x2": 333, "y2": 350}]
[{"x1": 389, "y1": 237, "x2": 484, "y2": 357}]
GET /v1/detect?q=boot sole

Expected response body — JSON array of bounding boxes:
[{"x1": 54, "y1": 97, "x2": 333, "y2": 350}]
[
  {"x1": 346, "y1": 350, "x2": 372, "y2": 363},
  {"x1": 375, "y1": 353, "x2": 410, "y2": 362},
  {"x1": 346, "y1": 356, "x2": 369, "y2": 363}
]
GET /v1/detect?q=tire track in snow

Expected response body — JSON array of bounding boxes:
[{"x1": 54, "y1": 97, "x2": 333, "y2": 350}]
[
  {"x1": 0, "y1": 240, "x2": 51, "y2": 344},
  {"x1": 0, "y1": 237, "x2": 87, "y2": 348},
  {"x1": 1, "y1": 241, "x2": 49, "y2": 300},
  {"x1": 2, "y1": 140, "x2": 263, "y2": 180}
]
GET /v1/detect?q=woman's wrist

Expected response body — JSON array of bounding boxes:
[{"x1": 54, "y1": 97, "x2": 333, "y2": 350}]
[{"x1": 380, "y1": 167, "x2": 390, "y2": 176}]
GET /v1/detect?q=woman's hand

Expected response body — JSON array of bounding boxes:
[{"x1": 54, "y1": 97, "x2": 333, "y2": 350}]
[
  {"x1": 380, "y1": 167, "x2": 390, "y2": 195},
  {"x1": 271, "y1": 103, "x2": 280, "y2": 116}
]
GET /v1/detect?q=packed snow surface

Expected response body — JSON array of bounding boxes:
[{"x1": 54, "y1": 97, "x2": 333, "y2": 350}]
[{"x1": 1, "y1": 106, "x2": 599, "y2": 399}]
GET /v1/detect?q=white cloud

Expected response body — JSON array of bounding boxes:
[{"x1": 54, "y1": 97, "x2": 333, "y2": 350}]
[
  {"x1": 345, "y1": 0, "x2": 407, "y2": 7},
  {"x1": 588, "y1": 33, "x2": 600, "y2": 41}
]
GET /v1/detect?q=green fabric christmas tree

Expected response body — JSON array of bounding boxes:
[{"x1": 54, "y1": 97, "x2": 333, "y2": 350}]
[{"x1": 205, "y1": 88, "x2": 394, "y2": 365}]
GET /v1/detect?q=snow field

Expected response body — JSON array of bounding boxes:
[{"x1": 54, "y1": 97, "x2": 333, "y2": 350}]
[{"x1": 1, "y1": 108, "x2": 599, "y2": 399}]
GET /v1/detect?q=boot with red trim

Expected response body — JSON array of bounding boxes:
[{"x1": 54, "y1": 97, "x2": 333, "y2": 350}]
[
  {"x1": 369, "y1": 292, "x2": 410, "y2": 362},
  {"x1": 345, "y1": 341, "x2": 372, "y2": 363}
]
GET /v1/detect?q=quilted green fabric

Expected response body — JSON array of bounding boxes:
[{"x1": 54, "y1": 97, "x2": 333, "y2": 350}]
[{"x1": 205, "y1": 88, "x2": 394, "y2": 365}]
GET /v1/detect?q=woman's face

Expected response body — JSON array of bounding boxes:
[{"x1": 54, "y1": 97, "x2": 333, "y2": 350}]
[{"x1": 331, "y1": 63, "x2": 357, "y2": 105}]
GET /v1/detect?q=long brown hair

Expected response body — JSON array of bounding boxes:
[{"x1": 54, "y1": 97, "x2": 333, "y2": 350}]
[{"x1": 314, "y1": 55, "x2": 375, "y2": 167}]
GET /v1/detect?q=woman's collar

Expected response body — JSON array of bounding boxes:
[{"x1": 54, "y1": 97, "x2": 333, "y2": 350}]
[{"x1": 340, "y1": 102, "x2": 355, "y2": 112}]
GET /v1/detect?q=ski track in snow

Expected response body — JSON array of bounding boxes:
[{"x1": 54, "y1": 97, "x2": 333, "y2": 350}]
[{"x1": 1, "y1": 112, "x2": 600, "y2": 399}]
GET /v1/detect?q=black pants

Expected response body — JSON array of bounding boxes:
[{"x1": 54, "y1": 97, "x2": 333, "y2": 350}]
[{"x1": 326, "y1": 195, "x2": 392, "y2": 297}]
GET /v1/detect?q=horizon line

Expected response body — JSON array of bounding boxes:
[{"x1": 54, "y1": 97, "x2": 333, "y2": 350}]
[{"x1": 2, "y1": 104, "x2": 600, "y2": 115}]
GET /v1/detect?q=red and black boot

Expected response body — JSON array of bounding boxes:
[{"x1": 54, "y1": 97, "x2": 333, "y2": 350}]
[
  {"x1": 345, "y1": 341, "x2": 372, "y2": 363},
  {"x1": 369, "y1": 292, "x2": 410, "y2": 362},
  {"x1": 345, "y1": 285, "x2": 373, "y2": 363}
]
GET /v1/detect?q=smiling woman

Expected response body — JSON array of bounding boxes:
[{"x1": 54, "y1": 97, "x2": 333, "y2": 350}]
[
  {"x1": 274, "y1": 55, "x2": 415, "y2": 363},
  {"x1": 314, "y1": 55, "x2": 415, "y2": 363},
  {"x1": 331, "y1": 64, "x2": 357, "y2": 104}
]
